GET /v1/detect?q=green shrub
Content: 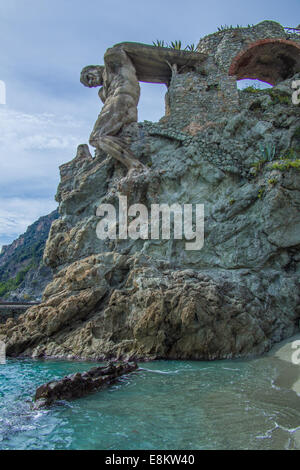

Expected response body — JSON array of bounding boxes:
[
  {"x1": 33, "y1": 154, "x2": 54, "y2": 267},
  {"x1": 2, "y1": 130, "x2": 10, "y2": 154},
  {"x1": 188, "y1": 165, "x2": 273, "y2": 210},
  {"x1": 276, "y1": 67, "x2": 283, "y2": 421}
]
[
  {"x1": 242, "y1": 86, "x2": 262, "y2": 94},
  {"x1": 281, "y1": 148, "x2": 299, "y2": 160},
  {"x1": 266, "y1": 89, "x2": 291, "y2": 105},
  {"x1": 257, "y1": 187, "x2": 266, "y2": 199},
  {"x1": 206, "y1": 83, "x2": 220, "y2": 91},
  {"x1": 268, "y1": 178, "x2": 277, "y2": 186},
  {"x1": 0, "y1": 262, "x2": 34, "y2": 297},
  {"x1": 271, "y1": 159, "x2": 300, "y2": 171}
]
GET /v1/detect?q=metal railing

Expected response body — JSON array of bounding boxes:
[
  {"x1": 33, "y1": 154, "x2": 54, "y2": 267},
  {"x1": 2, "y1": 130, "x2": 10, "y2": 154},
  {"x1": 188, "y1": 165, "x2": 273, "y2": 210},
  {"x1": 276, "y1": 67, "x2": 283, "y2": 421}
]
[{"x1": 0, "y1": 301, "x2": 39, "y2": 306}]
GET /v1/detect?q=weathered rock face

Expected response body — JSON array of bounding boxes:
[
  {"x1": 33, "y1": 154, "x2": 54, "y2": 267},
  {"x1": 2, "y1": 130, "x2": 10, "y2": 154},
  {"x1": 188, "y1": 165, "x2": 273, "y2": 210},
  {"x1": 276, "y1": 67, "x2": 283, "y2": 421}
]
[{"x1": 0, "y1": 21, "x2": 299, "y2": 361}]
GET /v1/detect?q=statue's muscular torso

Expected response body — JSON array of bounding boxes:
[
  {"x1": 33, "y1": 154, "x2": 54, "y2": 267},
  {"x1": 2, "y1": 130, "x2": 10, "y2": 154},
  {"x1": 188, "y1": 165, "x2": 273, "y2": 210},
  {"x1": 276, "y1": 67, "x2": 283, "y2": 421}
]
[{"x1": 89, "y1": 47, "x2": 140, "y2": 144}]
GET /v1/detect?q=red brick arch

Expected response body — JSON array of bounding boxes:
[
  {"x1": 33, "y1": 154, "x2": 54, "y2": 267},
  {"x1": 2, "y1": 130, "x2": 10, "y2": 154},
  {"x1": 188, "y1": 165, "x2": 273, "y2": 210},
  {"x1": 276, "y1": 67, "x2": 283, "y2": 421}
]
[{"x1": 229, "y1": 38, "x2": 300, "y2": 85}]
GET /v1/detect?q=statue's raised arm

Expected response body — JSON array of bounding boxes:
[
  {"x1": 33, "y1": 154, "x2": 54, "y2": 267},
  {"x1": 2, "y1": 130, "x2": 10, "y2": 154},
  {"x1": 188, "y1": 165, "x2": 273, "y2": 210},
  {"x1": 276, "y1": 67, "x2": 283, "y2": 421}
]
[{"x1": 80, "y1": 46, "x2": 143, "y2": 170}]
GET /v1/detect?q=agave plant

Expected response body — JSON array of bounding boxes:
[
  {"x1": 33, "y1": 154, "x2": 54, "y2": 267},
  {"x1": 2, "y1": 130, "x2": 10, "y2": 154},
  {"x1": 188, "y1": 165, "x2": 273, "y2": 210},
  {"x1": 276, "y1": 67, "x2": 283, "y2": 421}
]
[
  {"x1": 152, "y1": 39, "x2": 198, "y2": 52},
  {"x1": 259, "y1": 142, "x2": 276, "y2": 162},
  {"x1": 152, "y1": 40, "x2": 167, "y2": 48},
  {"x1": 185, "y1": 43, "x2": 196, "y2": 52},
  {"x1": 170, "y1": 40, "x2": 182, "y2": 50},
  {"x1": 217, "y1": 25, "x2": 234, "y2": 32}
]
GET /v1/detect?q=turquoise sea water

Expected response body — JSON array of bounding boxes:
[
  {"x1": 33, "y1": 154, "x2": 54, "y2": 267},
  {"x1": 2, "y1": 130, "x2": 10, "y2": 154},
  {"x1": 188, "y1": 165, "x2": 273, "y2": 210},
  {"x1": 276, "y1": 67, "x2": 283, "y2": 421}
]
[{"x1": 0, "y1": 357, "x2": 299, "y2": 450}]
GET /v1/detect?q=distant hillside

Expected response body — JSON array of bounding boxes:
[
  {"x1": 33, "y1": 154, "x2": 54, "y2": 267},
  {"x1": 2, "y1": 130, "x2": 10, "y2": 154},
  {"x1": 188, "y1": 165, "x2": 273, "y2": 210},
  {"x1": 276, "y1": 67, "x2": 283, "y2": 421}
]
[{"x1": 0, "y1": 209, "x2": 59, "y2": 301}]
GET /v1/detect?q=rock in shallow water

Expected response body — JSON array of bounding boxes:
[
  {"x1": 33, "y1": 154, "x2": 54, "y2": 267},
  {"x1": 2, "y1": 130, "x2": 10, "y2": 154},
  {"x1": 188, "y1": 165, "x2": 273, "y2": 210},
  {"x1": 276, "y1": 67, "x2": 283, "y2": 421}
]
[{"x1": 34, "y1": 361, "x2": 138, "y2": 408}]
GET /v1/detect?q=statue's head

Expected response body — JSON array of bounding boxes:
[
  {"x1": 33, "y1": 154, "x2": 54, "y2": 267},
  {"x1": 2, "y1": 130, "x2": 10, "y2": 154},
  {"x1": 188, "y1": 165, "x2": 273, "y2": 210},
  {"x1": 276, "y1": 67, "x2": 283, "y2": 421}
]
[{"x1": 80, "y1": 65, "x2": 105, "y2": 87}]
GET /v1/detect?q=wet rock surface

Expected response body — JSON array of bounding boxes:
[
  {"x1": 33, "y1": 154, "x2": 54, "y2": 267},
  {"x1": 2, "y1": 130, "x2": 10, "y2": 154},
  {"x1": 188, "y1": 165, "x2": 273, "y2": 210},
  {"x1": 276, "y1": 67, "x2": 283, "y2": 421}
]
[{"x1": 34, "y1": 361, "x2": 138, "y2": 408}]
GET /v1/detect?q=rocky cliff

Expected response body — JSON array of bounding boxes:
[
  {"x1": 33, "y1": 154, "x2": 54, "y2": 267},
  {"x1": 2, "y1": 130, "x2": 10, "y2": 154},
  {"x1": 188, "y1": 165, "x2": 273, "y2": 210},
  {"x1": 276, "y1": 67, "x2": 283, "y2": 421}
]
[
  {"x1": 0, "y1": 210, "x2": 59, "y2": 301},
  {"x1": 1, "y1": 21, "x2": 300, "y2": 360}
]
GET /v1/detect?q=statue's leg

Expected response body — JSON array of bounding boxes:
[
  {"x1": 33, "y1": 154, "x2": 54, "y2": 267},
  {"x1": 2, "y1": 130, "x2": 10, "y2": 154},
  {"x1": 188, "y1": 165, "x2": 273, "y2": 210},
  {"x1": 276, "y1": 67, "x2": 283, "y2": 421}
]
[{"x1": 98, "y1": 136, "x2": 144, "y2": 170}]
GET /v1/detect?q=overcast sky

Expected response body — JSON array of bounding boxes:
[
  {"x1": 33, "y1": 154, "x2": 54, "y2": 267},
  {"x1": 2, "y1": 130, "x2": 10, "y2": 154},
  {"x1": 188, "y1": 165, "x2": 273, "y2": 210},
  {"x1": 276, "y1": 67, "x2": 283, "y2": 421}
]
[{"x1": 0, "y1": 0, "x2": 299, "y2": 248}]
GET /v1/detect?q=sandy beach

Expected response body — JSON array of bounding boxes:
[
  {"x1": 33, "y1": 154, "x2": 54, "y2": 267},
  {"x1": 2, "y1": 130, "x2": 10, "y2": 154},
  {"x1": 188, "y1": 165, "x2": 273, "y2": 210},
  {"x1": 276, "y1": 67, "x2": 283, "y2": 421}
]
[
  {"x1": 267, "y1": 333, "x2": 300, "y2": 449},
  {"x1": 268, "y1": 333, "x2": 300, "y2": 395}
]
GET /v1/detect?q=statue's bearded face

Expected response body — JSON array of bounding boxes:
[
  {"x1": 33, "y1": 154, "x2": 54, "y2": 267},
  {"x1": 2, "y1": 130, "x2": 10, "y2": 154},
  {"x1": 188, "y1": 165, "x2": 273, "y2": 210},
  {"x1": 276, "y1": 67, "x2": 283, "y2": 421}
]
[{"x1": 80, "y1": 66, "x2": 104, "y2": 88}]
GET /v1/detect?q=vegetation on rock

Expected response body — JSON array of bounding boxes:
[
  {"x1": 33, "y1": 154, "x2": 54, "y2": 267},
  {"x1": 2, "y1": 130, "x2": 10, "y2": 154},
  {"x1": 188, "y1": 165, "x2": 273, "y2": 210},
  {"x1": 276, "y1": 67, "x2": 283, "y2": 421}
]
[{"x1": 0, "y1": 210, "x2": 58, "y2": 300}]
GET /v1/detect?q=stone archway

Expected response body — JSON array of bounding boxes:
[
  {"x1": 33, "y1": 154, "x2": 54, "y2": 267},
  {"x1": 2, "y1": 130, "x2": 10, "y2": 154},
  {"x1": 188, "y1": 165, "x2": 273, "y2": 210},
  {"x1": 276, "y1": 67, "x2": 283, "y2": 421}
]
[{"x1": 229, "y1": 39, "x2": 300, "y2": 85}]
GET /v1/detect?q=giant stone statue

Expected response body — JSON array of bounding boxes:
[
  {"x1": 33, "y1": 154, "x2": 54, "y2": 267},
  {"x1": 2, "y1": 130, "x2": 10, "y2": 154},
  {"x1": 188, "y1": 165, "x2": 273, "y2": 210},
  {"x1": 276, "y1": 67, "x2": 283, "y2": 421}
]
[
  {"x1": 81, "y1": 42, "x2": 205, "y2": 170},
  {"x1": 80, "y1": 46, "x2": 143, "y2": 170}
]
